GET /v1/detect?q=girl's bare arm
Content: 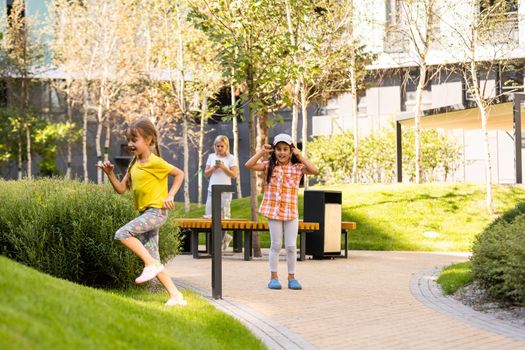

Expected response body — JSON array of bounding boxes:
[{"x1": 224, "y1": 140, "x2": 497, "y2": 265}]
[
  {"x1": 97, "y1": 161, "x2": 127, "y2": 194},
  {"x1": 245, "y1": 145, "x2": 272, "y2": 171},
  {"x1": 164, "y1": 166, "x2": 184, "y2": 209},
  {"x1": 293, "y1": 148, "x2": 318, "y2": 175}
]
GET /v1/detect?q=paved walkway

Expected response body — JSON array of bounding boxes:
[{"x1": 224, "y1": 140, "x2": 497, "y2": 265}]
[{"x1": 165, "y1": 250, "x2": 525, "y2": 350}]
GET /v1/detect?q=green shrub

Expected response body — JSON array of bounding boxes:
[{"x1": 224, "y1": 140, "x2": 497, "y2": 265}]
[
  {"x1": 471, "y1": 203, "x2": 525, "y2": 305},
  {"x1": 0, "y1": 178, "x2": 180, "y2": 289},
  {"x1": 308, "y1": 127, "x2": 461, "y2": 184}
]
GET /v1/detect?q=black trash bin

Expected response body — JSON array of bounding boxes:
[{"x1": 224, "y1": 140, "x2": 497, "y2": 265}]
[{"x1": 303, "y1": 190, "x2": 342, "y2": 259}]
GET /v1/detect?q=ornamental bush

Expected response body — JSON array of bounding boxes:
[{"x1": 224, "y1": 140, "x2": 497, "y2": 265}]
[
  {"x1": 0, "y1": 178, "x2": 180, "y2": 289},
  {"x1": 471, "y1": 203, "x2": 525, "y2": 305}
]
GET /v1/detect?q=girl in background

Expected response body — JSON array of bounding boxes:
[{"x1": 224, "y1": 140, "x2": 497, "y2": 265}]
[
  {"x1": 245, "y1": 133, "x2": 318, "y2": 290},
  {"x1": 204, "y1": 135, "x2": 239, "y2": 250}
]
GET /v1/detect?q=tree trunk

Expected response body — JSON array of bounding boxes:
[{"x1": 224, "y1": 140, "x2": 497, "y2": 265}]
[
  {"x1": 95, "y1": 111, "x2": 103, "y2": 184},
  {"x1": 175, "y1": 6, "x2": 190, "y2": 213},
  {"x1": 25, "y1": 125, "x2": 31, "y2": 180},
  {"x1": 413, "y1": 64, "x2": 427, "y2": 184},
  {"x1": 249, "y1": 106, "x2": 262, "y2": 257},
  {"x1": 22, "y1": 79, "x2": 31, "y2": 179},
  {"x1": 198, "y1": 93, "x2": 207, "y2": 208},
  {"x1": 284, "y1": 0, "x2": 299, "y2": 144},
  {"x1": 350, "y1": 54, "x2": 359, "y2": 183},
  {"x1": 231, "y1": 77, "x2": 242, "y2": 198},
  {"x1": 256, "y1": 112, "x2": 269, "y2": 193},
  {"x1": 104, "y1": 118, "x2": 111, "y2": 183},
  {"x1": 468, "y1": 0, "x2": 492, "y2": 213},
  {"x1": 291, "y1": 82, "x2": 300, "y2": 144},
  {"x1": 65, "y1": 80, "x2": 73, "y2": 180},
  {"x1": 300, "y1": 82, "x2": 309, "y2": 189},
  {"x1": 17, "y1": 133, "x2": 22, "y2": 179},
  {"x1": 95, "y1": 84, "x2": 105, "y2": 184},
  {"x1": 183, "y1": 115, "x2": 190, "y2": 213},
  {"x1": 480, "y1": 105, "x2": 493, "y2": 213},
  {"x1": 82, "y1": 82, "x2": 89, "y2": 183}
]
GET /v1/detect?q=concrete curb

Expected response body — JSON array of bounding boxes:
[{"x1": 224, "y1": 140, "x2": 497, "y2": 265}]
[
  {"x1": 174, "y1": 279, "x2": 318, "y2": 350},
  {"x1": 410, "y1": 265, "x2": 525, "y2": 342}
]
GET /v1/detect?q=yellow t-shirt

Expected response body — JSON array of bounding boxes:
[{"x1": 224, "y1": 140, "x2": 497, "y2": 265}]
[{"x1": 129, "y1": 154, "x2": 174, "y2": 212}]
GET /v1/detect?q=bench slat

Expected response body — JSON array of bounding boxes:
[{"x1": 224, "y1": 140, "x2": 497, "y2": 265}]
[{"x1": 175, "y1": 219, "x2": 357, "y2": 232}]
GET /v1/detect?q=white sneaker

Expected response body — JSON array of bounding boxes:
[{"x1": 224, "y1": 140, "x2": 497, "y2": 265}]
[
  {"x1": 165, "y1": 293, "x2": 187, "y2": 307},
  {"x1": 222, "y1": 234, "x2": 233, "y2": 251},
  {"x1": 135, "y1": 264, "x2": 164, "y2": 284}
]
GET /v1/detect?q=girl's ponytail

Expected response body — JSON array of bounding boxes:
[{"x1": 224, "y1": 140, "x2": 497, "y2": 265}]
[
  {"x1": 266, "y1": 153, "x2": 276, "y2": 184},
  {"x1": 125, "y1": 156, "x2": 136, "y2": 189}
]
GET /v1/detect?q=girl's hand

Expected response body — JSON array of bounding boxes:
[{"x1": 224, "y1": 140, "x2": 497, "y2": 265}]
[
  {"x1": 292, "y1": 145, "x2": 301, "y2": 157},
  {"x1": 163, "y1": 196, "x2": 175, "y2": 209},
  {"x1": 96, "y1": 160, "x2": 114, "y2": 175},
  {"x1": 261, "y1": 144, "x2": 273, "y2": 155}
]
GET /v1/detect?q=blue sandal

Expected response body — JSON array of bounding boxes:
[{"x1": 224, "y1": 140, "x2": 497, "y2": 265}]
[
  {"x1": 268, "y1": 279, "x2": 282, "y2": 290},
  {"x1": 288, "y1": 279, "x2": 302, "y2": 290}
]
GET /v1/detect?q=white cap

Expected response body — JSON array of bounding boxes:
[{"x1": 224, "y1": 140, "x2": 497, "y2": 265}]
[{"x1": 273, "y1": 133, "x2": 293, "y2": 146}]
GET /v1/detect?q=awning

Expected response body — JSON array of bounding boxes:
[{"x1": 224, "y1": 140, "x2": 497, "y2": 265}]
[
  {"x1": 396, "y1": 102, "x2": 525, "y2": 131},
  {"x1": 394, "y1": 94, "x2": 525, "y2": 183}
]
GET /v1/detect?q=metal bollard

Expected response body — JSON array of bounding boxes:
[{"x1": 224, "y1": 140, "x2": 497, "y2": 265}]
[{"x1": 211, "y1": 183, "x2": 235, "y2": 300}]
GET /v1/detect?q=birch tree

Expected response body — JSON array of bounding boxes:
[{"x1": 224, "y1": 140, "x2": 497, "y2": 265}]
[
  {"x1": 396, "y1": 0, "x2": 441, "y2": 184},
  {"x1": 50, "y1": 0, "x2": 97, "y2": 182},
  {"x1": 2, "y1": 0, "x2": 45, "y2": 179},
  {"x1": 445, "y1": 0, "x2": 520, "y2": 213},
  {"x1": 192, "y1": 0, "x2": 289, "y2": 257}
]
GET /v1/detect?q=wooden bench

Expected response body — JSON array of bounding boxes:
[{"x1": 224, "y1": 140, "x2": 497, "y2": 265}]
[{"x1": 176, "y1": 218, "x2": 356, "y2": 261}]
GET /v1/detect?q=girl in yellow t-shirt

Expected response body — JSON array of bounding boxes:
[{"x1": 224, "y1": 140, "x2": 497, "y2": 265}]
[{"x1": 97, "y1": 118, "x2": 186, "y2": 307}]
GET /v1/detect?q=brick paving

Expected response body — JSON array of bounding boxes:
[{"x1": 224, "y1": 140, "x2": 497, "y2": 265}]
[{"x1": 165, "y1": 250, "x2": 525, "y2": 350}]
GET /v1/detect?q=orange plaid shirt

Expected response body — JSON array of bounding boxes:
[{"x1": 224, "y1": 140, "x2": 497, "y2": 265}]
[{"x1": 259, "y1": 162, "x2": 305, "y2": 220}]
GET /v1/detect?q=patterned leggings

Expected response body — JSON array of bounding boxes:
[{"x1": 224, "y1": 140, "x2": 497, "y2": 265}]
[{"x1": 114, "y1": 208, "x2": 167, "y2": 261}]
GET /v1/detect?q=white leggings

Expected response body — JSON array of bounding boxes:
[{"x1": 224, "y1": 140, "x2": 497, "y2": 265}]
[
  {"x1": 205, "y1": 191, "x2": 232, "y2": 219},
  {"x1": 268, "y1": 218, "x2": 298, "y2": 274}
]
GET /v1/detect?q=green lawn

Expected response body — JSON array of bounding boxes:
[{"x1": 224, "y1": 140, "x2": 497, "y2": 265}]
[
  {"x1": 0, "y1": 256, "x2": 265, "y2": 350},
  {"x1": 437, "y1": 261, "x2": 473, "y2": 294},
  {"x1": 172, "y1": 183, "x2": 525, "y2": 252}
]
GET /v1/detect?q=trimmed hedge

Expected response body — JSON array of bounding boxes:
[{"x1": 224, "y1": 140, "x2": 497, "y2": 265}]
[
  {"x1": 471, "y1": 202, "x2": 525, "y2": 305},
  {"x1": 0, "y1": 178, "x2": 180, "y2": 289}
]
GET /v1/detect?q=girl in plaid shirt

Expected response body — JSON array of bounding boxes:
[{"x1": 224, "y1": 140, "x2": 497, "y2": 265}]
[{"x1": 245, "y1": 133, "x2": 318, "y2": 290}]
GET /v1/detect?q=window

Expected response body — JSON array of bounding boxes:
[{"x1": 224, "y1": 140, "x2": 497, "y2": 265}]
[
  {"x1": 401, "y1": 68, "x2": 431, "y2": 111},
  {"x1": 385, "y1": 0, "x2": 402, "y2": 26},
  {"x1": 499, "y1": 64, "x2": 523, "y2": 96}
]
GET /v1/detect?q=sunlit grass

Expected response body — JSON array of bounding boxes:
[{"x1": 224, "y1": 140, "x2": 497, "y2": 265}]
[
  {"x1": 0, "y1": 256, "x2": 265, "y2": 350},
  {"x1": 437, "y1": 261, "x2": 473, "y2": 294}
]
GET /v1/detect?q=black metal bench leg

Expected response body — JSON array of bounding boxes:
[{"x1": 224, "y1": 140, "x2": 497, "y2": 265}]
[
  {"x1": 206, "y1": 231, "x2": 212, "y2": 255},
  {"x1": 299, "y1": 232, "x2": 306, "y2": 261},
  {"x1": 191, "y1": 230, "x2": 199, "y2": 259},
  {"x1": 343, "y1": 230, "x2": 348, "y2": 258},
  {"x1": 233, "y1": 230, "x2": 242, "y2": 253},
  {"x1": 244, "y1": 230, "x2": 252, "y2": 261}
]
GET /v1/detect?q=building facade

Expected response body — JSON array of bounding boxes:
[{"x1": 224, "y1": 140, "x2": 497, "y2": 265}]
[{"x1": 313, "y1": 0, "x2": 525, "y2": 183}]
